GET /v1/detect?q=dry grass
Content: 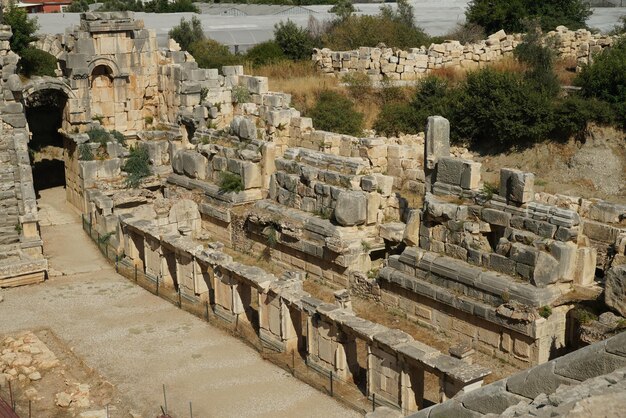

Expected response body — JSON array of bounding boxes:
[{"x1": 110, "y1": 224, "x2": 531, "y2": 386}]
[
  {"x1": 554, "y1": 57, "x2": 578, "y2": 86},
  {"x1": 490, "y1": 55, "x2": 528, "y2": 74},
  {"x1": 430, "y1": 66, "x2": 468, "y2": 84}
]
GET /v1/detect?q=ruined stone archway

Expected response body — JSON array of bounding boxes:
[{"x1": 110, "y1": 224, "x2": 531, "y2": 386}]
[{"x1": 22, "y1": 85, "x2": 72, "y2": 194}]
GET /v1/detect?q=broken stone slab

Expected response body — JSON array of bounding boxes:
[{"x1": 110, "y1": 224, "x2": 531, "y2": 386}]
[
  {"x1": 424, "y1": 116, "x2": 450, "y2": 170},
  {"x1": 500, "y1": 168, "x2": 534, "y2": 204},
  {"x1": 379, "y1": 222, "x2": 405, "y2": 242},
  {"x1": 553, "y1": 339, "x2": 626, "y2": 381},
  {"x1": 460, "y1": 380, "x2": 528, "y2": 415},
  {"x1": 403, "y1": 209, "x2": 421, "y2": 246},
  {"x1": 605, "y1": 265, "x2": 626, "y2": 317},
  {"x1": 506, "y1": 361, "x2": 578, "y2": 399}
]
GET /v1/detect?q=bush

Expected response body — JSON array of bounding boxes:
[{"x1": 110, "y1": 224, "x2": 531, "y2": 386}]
[
  {"x1": 219, "y1": 172, "x2": 244, "y2": 193},
  {"x1": 342, "y1": 72, "x2": 372, "y2": 101},
  {"x1": 576, "y1": 39, "x2": 626, "y2": 128},
  {"x1": 189, "y1": 39, "x2": 242, "y2": 71},
  {"x1": 65, "y1": 0, "x2": 90, "y2": 12},
  {"x1": 452, "y1": 68, "x2": 554, "y2": 150},
  {"x1": 18, "y1": 48, "x2": 57, "y2": 77},
  {"x1": 552, "y1": 95, "x2": 615, "y2": 140},
  {"x1": 169, "y1": 16, "x2": 205, "y2": 52},
  {"x1": 465, "y1": 0, "x2": 591, "y2": 34},
  {"x1": 110, "y1": 130, "x2": 126, "y2": 146},
  {"x1": 123, "y1": 145, "x2": 151, "y2": 188},
  {"x1": 443, "y1": 23, "x2": 486, "y2": 45},
  {"x1": 514, "y1": 25, "x2": 560, "y2": 96},
  {"x1": 87, "y1": 127, "x2": 110, "y2": 147},
  {"x1": 373, "y1": 103, "x2": 420, "y2": 137},
  {"x1": 538, "y1": 305, "x2": 552, "y2": 318},
  {"x1": 274, "y1": 20, "x2": 314, "y2": 61},
  {"x1": 4, "y1": 2, "x2": 39, "y2": 53},
  {"x1": 322, "y1": 13, "x2": 430, "y2": 50},
  {"x1": 245, "y1": 41, "x2": 285, "y2": 67},
  {"x1": 309, "y1": 90, "x2": 363, "y2": 136},
  {"x1": 410, "y1": 75, "x2": 455, "y2": 132},
  {"x1": 78, "y1": 143, "x2": 94, "y2": 161}
]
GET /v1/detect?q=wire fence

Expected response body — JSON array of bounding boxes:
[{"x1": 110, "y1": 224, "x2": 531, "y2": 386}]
[{"x1": 81, "y1": 215, "x2": 378, "y2": 416}]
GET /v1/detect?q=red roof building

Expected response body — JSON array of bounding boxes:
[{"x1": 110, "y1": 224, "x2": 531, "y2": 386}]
[{"x1": 20, "y1": 0, "x2": 72, "y2": 13}]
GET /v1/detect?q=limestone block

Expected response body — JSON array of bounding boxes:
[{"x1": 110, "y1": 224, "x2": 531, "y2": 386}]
[
  {"x1": 361, "y1": 175, "x2": 378, "y2": 192},
  {"x1": 182, "y1": 151, "x2": 208, "y2": 180},
  {"x1": 460, "y1": 161, "x2": 481, "y2": 190},
  {"x1": 367, "y1": 193, "x2": 381, "y2": 225},
  {"x1": 574, "y1": 247, "x2": 596, "y2": 286},
  {"x1": 241, "y1": 162, "x2": 262, "y2": 189},
  {"x1": 238, "y1": 118, "x2": 257, "y2": 140},
  {"x1": 380, "y1": 223, "x2": 405, "y2": 242},
  {"x1": 373, "y1": 174, "x2": 394, "y2": 196},
  {"x1": 532, "y1": 252, "x2": 559, "y2": 287},
  {"x1": 500, "y1": 168, "x2": 534, "y2": 204},
  {"x1": 334, "y1": 191, "x2": 367, "y2": 226},
  {"x1": 425, "y1": 116, "x2": 450, "y2": 170},
  {"x1": 605, "y1": 265, "x2": 626, "y2": 316},
  {"x1": 403, "y1": 209, "x2": 421, "y2": 246},
  {"x1": 549, "y1": 241, "x2": 577, "y2": 281},
  {"x1": 168, "y1": 199, "x2": 200, "y2": 232},
  {"x1": 436, "y1": 156, "x2": 466, "y2": 185},
  {"x1": 481, "y1": 208, "x2": 511, "y2": 227}
]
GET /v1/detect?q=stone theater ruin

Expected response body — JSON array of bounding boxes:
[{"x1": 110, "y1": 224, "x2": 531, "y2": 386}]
[{"x1": 0, "y1": 11, "x2": 625, "y2": 417}]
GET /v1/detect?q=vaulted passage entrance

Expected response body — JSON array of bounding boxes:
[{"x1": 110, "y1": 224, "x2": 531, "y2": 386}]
[{"x1": 25, "y1": 89, "x2": 68, "y2": 194}]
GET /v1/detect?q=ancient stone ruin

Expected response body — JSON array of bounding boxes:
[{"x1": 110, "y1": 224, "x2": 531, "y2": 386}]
[{"x1": 1, "y1": 11, "x2": 625, "y2": 416}]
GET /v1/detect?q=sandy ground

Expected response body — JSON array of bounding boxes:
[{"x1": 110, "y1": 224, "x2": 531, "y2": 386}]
[{"x1": 0, "y1": 187, "x2": 359, "y2": 418}]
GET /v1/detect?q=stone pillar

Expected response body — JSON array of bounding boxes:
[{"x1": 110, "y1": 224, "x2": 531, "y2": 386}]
[
  {"x1": 424, "y1": 116, "x2": 450, "y2": 192},
  {"x1": 334, "y1": 289, "x2": 352, "y2": 311},
  {"x1": 400, "y1": 364, "x2": 424, "y2": 413}
]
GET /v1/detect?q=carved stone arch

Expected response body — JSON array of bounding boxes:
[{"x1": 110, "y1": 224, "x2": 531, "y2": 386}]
[
  {"x1": 21, "y1": 77, "x2": 76, "y2": 107},
  {"x1": 87, "y1": 57, "x2": 122, "y2": 79}
]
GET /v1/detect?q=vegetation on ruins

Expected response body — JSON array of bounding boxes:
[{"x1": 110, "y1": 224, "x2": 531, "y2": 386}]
[
  {"x1": 245, "y1": 41, "x2": 286, "y2": 67},
  {"x1": 123, "y1": 145, "x2": 151, "y2": 188},
  {"x1": 465, "y1": 0, "x2": 591, "y2": 34},
  {"x1": 218, "y1": 172, "x2": 244, "y2": 193},
  {"x1": 18, "y1": 47, "x2": 57, "y2": 77},
  {"x1": 308, "y1": 90, "x2": 363, "y2": 136},
  {"x1": 78, "y1": 143, "x2": 94, "y2": 161}
]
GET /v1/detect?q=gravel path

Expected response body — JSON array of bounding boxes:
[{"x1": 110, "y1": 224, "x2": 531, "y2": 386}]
[{"x1": 0, "y1": 187, "x2": 359, "y2": 418}]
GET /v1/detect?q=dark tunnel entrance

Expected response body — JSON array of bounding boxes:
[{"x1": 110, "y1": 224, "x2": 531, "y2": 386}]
[{"x1": 25, "y1": 89, "x2": 68, "y2": 194}]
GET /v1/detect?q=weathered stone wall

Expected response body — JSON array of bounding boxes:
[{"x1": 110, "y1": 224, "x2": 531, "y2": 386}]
[
  {"x1": 0, "y1": 25, "x2": 47, "y2": 287},
  {"x1": 313, "y1": 27, "x2": 617, "y2": 81}
]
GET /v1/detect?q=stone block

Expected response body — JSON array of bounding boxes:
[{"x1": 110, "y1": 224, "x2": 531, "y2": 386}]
[
  {"x1": 510, "y1": 243, "x2": 539, "y2": 266},
  {"x1": 182, "y1": 151, "x2": 207, "y2": 180},
  {"x1": 481, "y1": 208, "x2": 511, "y2": 227},
  {"x1": 334, "y1": 191, "x2": 367, "y2": 226},
  {"x1": 436, "y1": 156, "x2": 466, "y2": 185},
  {"x1": 403, "y1": 209, "x2": 421, "y2": 246},
  {"x1": 574, "y1": 247, "x2": 596, "y2": 286},
  {"x1": 488, "y1": 254, "x2": 516, "y2": 276},
  {"x1": 549, "y1": 241, "x2": 577, "y2": 281},
  {"x1": 424, "y1": 116, "x2": 450, "y2": 170},
  {"x1": 500, "y1": 168, "x2": 534, "y2": 204},
  {"x1": 428, "y1": 400, "x2": 481, "y2": 418},
  {"x1": 605, "y1": 265, "x2": 626, "y2": 317},
  {"x1": 531, "y1": 252, "x2": 559, "y2": 287}
]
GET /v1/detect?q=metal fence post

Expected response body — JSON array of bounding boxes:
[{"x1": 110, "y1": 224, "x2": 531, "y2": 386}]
[
  {"x1": 178, "y1": 287, "x2": 182, "y2": 308},
  {"x1": 156, "y1": 275, "x2": 160, "y2": 296},
  {"x1": 329, "y1": 370, "x2": 333, "y2": 397},
  {"x1": 134, "y1": 265, "x2": 138, "y2": 282}
]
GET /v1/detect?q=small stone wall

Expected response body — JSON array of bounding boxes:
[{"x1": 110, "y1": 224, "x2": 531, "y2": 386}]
[
  {"x1": 313, "y1": 27, "x2": 618, "y2": 81},
  {"x1": 113, "y1": 214, "x2": 490, "y2": 414},
  {"x1": 409, "y1": 332, "x2": 626, "y2": 417}
]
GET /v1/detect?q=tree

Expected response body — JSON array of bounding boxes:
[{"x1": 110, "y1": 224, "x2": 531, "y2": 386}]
[
  {"x1": 189, "y1": 39, "x2": 242, "y2": 70},
  {"x1": 514, "y1": 23, "x2": 559, "y2": 96},
  {"x1": 274, "y1": 20, "x2": 314, "y2": 61},
  {"x1": 465, "y1": 0, "x2": 591, "y2": 34},
  {"x1": 329, "y1": 0, "x2": 355, "y2": 21},
  {"x1": 4, "y1": 1, "x2": 39, "y2": 53},
  {"x1": 65, "y1": 0, "x2": 90, "y2": 12},
  {"x1": 169, "y1": 16, "x2": 205, "y2": 51},
  {"x1": 19, "y1": 47, "x2": 57, "y2": 77}
]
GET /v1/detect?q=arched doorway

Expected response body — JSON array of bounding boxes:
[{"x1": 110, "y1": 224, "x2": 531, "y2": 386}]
[
  {"x1": 90, "y1": 64, "x2": 114, "y2": 125},
  {"x1": 24, "y1": 88, "x2": 69, "y2": 194}
]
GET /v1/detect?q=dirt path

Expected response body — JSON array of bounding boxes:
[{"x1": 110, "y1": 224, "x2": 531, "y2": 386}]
[{"x1": 0, "y1": 187, "x2": 359, "y2": 418}]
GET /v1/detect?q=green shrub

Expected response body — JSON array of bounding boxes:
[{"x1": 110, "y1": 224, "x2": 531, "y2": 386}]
[
  {"x1": 552, "y1": 95, "x2": 615, "y2": 140},
  {"x1": 514, "y1": 25, "x2": 560, "y2": 97},
  {"x1": 168, "y1": 16, "x2": 205, "y2": 51},
  {"x1": 219, "y1": 172, "x2": 244, "y2": 193},
  {"x1": 78, "y1": 143, "x2": 94, "y2": 161},
  {"x1": 18, "y1": 47, "x2": 57, "y2": 77},
  {"x1": 465, "y1": 0, "x2": 591, "y2": 34},
  {"x1": 452, "y1": 68, "x2": 554, "y2": 150},
  {"x1": 189, "y1": 39, "x2": 242, "y2": 71},
  {"x1": 443, "y1": 23, "x2": 486, "y2": 45},
  {"x1": 123, "y1": 145, "x2": 151, "y2": 188},
  {"x1": 538, "y1": 305, "x2": 552, "y2": 318},
  {"x1": 409, "y1": 75, "x2": 455, "y2": 132},
  {"x1": 87, "y1": 127, "x2": 110, "y2": 147},
  {"x1": 576, "y1": 39, "x2": 626, "y2": 128},
  {"x1": 572, "y1": 307, "x2": 598, "y2": 325},
  {"x1": 245, "y1": 41, "x2": 285, "y2": 67},
  {"x1": 309, "y1": 90, "x2": 364, "y2": 136},
  {"x1": 274, "y1": 20, "x2": 314, "y2": 61},
  {"x1": 110, "y1": 130, "x2": 126, "y2": 146},
  {"x1": 65, "y1": 0, "x2": 90, "y2": 12},
  {"x1": 329, "y1": 0, "x2": 355, "y2": 20},
  {"x1": 232, "y1": 85, "x2": 251, "y2": 103},
  {"x1": 373, "y1": 103, "x2": 420, "y2": 136}
]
